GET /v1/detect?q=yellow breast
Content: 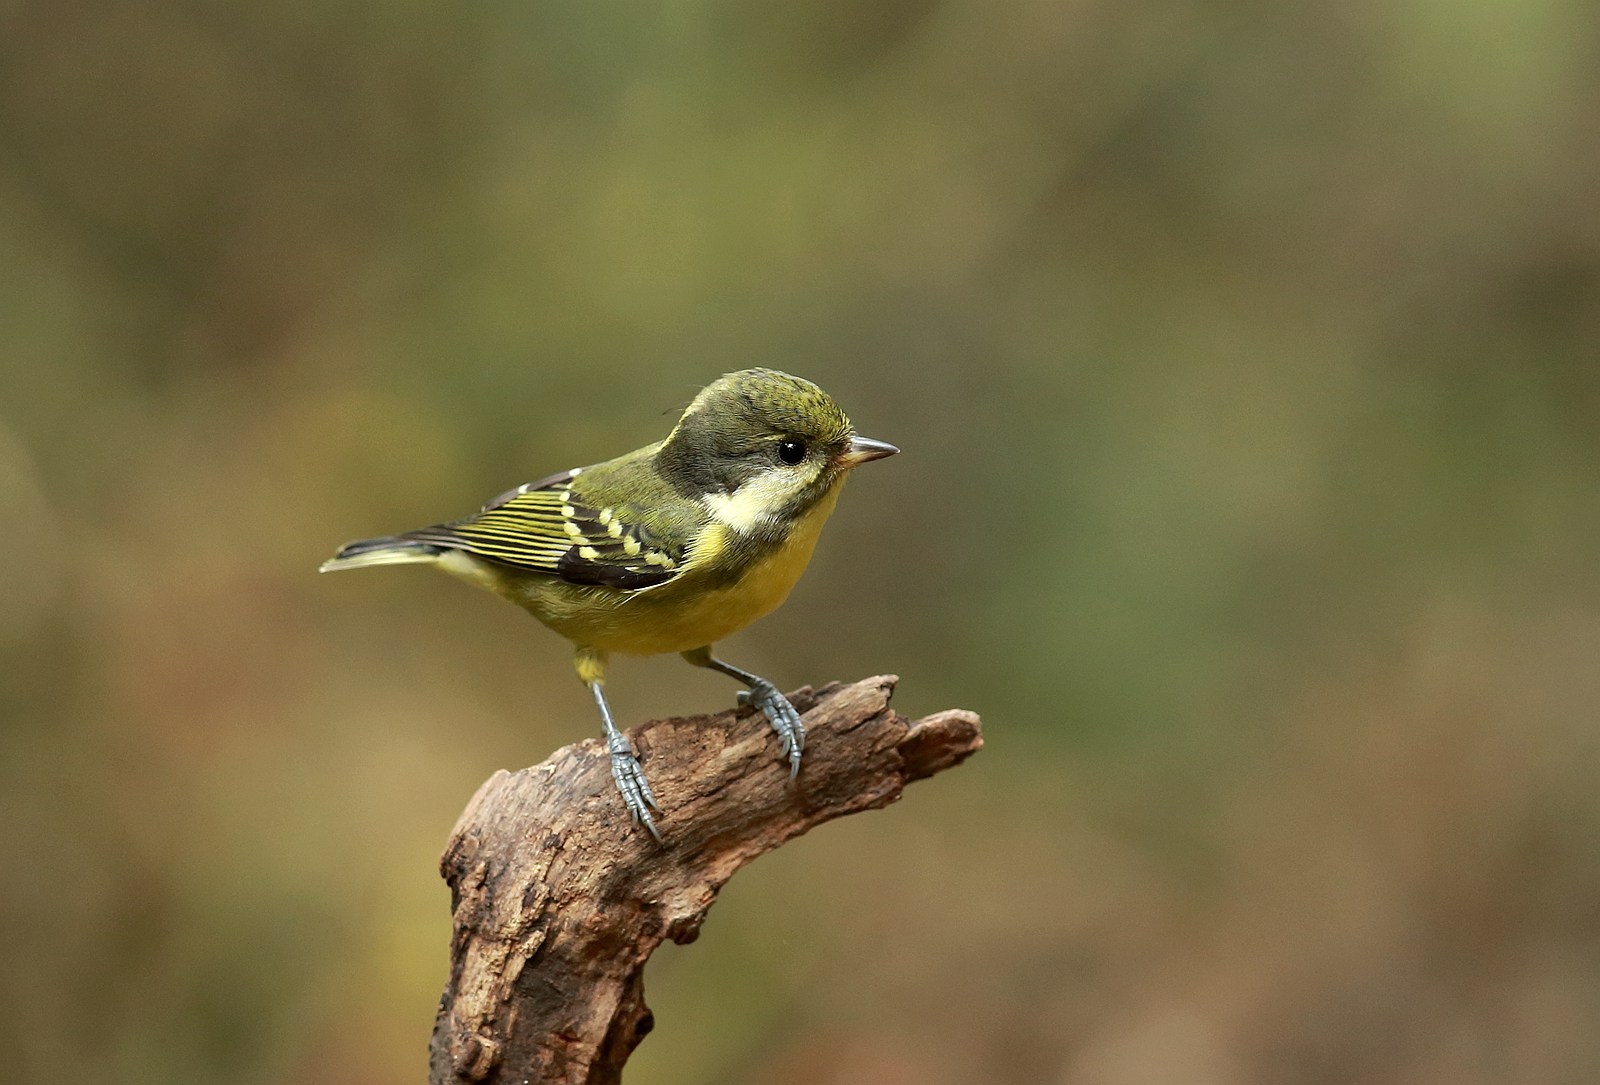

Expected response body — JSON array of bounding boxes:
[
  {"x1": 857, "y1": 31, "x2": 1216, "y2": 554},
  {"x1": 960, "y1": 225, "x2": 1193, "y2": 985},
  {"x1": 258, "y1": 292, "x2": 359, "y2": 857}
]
[{"x1": 523, "y1": 479, "x2": 844, "y2": 656}]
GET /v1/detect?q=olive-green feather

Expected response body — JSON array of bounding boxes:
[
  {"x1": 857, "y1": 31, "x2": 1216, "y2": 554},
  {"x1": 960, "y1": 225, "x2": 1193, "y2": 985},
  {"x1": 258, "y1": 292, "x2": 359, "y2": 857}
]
[{"x1": 391, "y1": 445, "x2": 704, "y2": 591}]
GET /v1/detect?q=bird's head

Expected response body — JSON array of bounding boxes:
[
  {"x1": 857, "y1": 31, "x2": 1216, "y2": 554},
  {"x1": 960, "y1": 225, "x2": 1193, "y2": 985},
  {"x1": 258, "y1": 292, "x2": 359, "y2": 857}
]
[{"x1": 656, "y1": 368, "x2": 898, "y2": 536}]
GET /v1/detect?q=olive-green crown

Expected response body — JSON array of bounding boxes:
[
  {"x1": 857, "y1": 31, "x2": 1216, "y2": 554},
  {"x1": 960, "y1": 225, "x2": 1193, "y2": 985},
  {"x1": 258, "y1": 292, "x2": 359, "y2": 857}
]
[{"x1": 656, "y1": 368, "x2": 854, "y2": 495}]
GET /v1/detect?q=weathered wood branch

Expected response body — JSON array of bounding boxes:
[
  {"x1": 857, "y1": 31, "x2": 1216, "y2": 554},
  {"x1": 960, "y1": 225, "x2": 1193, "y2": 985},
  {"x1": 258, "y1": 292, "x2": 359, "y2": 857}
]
[{"x1": 428, "y1": 674, "x2": 982, "y2": 1085}]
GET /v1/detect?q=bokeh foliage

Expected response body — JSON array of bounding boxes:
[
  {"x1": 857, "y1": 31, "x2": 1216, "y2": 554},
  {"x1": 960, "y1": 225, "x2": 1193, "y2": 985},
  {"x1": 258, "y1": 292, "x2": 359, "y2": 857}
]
[{"x1": 3, "y1": 1, "x2": 1599, "y2": 1082}]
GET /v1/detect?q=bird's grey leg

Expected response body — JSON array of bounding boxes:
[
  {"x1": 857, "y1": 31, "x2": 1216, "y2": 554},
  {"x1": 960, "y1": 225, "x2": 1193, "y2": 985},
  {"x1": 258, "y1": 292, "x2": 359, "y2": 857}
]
[
  {"x1": 681, "y1": 646, "x2": 805, "y2": 778},
  {"x1": 589, "y1": 681, "x2": 662, "y2": 840}
]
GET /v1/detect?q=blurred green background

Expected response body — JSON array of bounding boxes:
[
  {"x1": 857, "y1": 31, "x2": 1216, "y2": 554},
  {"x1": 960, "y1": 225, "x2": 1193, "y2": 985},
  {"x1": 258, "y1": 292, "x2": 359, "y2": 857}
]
[{"x1": 4, "y1": 2, "x2": 1599, "y2": 1083}]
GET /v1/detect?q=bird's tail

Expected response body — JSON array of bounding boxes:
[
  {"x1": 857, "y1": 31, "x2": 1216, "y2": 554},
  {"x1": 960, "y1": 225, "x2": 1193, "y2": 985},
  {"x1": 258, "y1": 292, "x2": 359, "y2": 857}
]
[{"x1": 318, "y1": 536, "x2": 446, "y2": 572}]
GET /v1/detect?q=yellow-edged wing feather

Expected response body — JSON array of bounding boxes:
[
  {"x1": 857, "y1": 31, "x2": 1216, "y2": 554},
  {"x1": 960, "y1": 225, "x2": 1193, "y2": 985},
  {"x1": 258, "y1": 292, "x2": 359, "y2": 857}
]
[{"x1": 400, "y1": 466, "x2": 690, "y2": 591}]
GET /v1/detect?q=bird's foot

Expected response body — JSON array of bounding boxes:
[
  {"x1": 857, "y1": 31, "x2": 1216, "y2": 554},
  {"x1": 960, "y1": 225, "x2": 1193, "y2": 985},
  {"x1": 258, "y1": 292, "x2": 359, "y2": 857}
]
[
  {"x1": 737, "y1": 678, "x2": 806, "y2": 778},
  {"x1": 606, "y1": 730, "x2": 662, "y2": 841}
]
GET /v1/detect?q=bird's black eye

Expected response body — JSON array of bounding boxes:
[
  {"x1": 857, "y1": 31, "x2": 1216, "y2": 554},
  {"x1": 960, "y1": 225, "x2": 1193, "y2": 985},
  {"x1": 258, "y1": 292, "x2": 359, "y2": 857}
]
[{"x1": 776, "y1": 439, "x2": 807, "y2": 466}]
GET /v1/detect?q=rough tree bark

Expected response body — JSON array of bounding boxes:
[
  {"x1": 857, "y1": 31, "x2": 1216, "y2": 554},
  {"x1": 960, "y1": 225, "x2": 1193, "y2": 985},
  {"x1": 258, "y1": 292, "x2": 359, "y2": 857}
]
[{"x1": 428, "y1": 674, "x2": 982, "y2": 1085}]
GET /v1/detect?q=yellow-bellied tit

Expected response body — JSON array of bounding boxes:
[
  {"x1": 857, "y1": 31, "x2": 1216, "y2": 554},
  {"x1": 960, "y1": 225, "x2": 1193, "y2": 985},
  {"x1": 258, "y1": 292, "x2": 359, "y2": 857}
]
[{"x1": 320, "y1": 368, "x2": 897, "y2": 839}]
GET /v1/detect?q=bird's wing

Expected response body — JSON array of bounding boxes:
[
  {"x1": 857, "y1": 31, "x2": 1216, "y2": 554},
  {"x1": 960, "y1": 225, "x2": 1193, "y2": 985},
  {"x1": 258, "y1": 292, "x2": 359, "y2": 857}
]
[{"x1": 401, "y1": 466, "x2": 691, "y2": 591}]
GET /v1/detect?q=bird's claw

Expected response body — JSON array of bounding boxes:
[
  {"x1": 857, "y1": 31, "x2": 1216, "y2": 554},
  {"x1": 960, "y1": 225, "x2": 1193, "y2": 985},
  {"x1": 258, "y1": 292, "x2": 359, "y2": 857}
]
[
  {"x1": 739, "y1": 679, "x2": 805, "y2": 778},
  {"x1": 606, "y1": 731, "x2": 662, "y2": 841}
]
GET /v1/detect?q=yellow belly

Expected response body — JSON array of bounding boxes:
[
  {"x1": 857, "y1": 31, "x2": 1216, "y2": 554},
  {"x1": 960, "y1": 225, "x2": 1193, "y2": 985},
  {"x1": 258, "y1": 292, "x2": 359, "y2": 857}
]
[{"x1": 510, "y1": 481, "x2": 843, "y2": 656}]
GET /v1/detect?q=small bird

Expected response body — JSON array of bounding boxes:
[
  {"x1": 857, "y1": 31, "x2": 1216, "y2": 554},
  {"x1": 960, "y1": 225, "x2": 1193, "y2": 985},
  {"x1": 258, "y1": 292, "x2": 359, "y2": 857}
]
[{"x1": 320, "y1": 368, "x2": 897, "y2": 838}]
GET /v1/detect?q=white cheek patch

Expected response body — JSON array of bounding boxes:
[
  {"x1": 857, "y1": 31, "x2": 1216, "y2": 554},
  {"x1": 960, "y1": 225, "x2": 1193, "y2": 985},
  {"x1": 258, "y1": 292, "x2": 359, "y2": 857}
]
[
  {"x1": 701, "y1": 467, "x2": 814, "y2": 534},
  {"x1": 702, "y1": 489, "x2": 778, "y2": 534}
]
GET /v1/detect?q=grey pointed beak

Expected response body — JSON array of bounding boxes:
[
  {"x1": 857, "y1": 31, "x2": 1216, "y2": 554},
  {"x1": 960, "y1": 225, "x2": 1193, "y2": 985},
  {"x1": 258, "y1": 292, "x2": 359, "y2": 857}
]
[{"x1": 840, "y1": 435, "x2": 899, "y2": 468}]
